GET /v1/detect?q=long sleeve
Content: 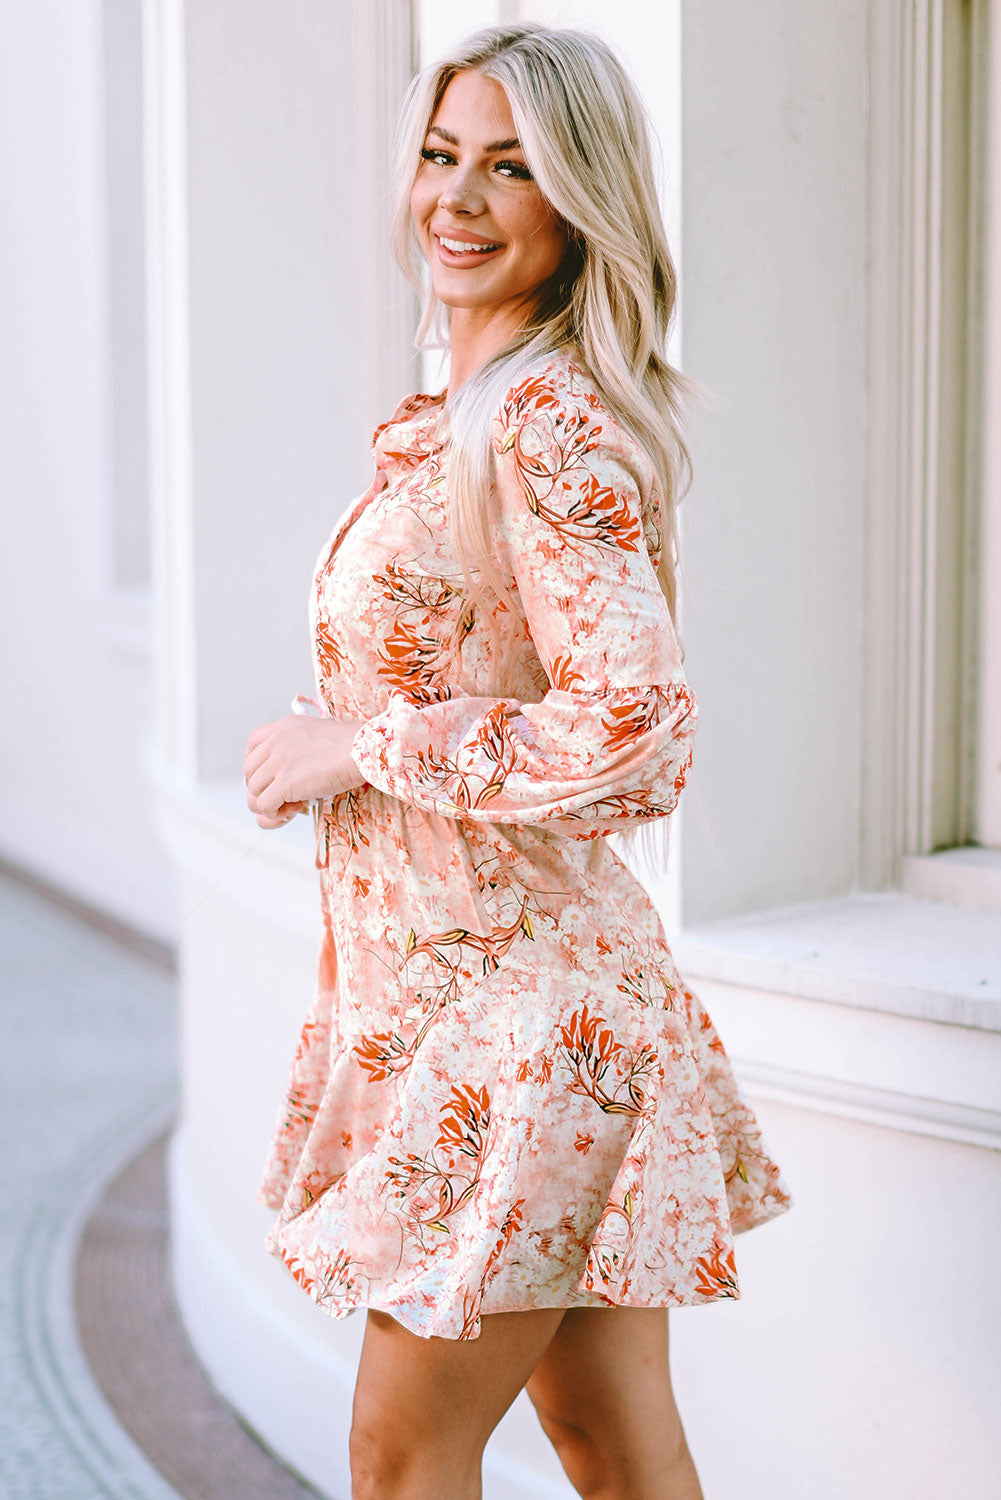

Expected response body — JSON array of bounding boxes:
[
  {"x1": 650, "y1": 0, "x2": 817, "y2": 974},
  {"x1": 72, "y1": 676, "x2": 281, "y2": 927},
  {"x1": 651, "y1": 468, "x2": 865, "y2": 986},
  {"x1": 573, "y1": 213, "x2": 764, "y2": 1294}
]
[{"x1": 348, "y1": 372, "x2": 698, "y2": 837}]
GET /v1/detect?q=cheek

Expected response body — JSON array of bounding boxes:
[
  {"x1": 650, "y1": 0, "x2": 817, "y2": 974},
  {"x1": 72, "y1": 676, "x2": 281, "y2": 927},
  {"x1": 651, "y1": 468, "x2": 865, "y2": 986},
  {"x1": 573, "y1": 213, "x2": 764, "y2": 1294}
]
[
  {"x1": 527, "y1": 216, "x2": 568, "y2": 278},
  {"x1": 511, "y1": 198, "x2": 566, "y2": 271}
]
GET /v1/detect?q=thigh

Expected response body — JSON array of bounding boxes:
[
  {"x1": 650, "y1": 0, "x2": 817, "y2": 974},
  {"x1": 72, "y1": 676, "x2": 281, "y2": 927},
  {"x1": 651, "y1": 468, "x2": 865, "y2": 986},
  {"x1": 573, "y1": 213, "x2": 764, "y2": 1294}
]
[
  {"x1": 352, "y1": 1305, "x2": 567, "y2": 1457},
  {"x1": 525, "y1": 1304, "x2": 688, "y2": 1461}
]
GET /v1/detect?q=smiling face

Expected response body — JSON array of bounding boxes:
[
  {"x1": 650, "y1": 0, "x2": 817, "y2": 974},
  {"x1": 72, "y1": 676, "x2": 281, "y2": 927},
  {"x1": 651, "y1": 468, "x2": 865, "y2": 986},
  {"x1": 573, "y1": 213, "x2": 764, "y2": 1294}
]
[{"x1": 410, "y1": 69, "x2": 569, "y2": 332}]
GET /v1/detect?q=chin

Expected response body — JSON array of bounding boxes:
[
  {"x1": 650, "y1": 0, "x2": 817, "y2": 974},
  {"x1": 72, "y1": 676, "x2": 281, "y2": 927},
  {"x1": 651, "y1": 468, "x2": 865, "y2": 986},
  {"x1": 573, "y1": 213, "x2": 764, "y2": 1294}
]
[{"x1": 431, "y1": 284, "x2": 496, "y2": 311}]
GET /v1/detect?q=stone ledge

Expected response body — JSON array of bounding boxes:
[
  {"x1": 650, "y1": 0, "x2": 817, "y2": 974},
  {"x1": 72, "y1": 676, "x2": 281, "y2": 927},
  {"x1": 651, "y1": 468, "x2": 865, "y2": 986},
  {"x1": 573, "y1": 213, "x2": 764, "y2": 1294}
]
[{"x1": 674, "y1": 890, "x2": 1001, "y2": 1031}]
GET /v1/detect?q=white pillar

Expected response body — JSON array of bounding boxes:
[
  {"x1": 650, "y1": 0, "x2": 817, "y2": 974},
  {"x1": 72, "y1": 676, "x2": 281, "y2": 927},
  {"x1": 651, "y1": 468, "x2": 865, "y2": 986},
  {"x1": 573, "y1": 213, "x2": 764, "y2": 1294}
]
[
  {"x1": 975, "y1": 1, "x2": 1001, "y2": 847},
  {"x1": 679, "y1": 0, "x2": 870, "y2": 923},
  {"x1": 142, "y1": 4, "x2": 426, "y2": 1496}
]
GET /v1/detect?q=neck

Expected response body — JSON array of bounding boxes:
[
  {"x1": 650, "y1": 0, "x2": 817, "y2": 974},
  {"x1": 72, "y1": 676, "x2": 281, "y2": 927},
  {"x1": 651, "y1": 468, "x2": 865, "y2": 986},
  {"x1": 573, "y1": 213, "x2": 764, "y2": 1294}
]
[{"x1": 445, "y1": 302, "x2": 531, "y2": 395}]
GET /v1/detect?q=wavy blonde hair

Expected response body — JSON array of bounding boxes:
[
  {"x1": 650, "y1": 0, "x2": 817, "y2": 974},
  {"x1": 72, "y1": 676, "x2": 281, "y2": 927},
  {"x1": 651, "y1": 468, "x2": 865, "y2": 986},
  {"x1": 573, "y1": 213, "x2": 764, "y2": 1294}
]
[
  {"x1": 387, "y1": 17, "x2": 702, "y2": 651},
  {"x1": 391, "y1": 23, "x2": 699, "y2": 865}
]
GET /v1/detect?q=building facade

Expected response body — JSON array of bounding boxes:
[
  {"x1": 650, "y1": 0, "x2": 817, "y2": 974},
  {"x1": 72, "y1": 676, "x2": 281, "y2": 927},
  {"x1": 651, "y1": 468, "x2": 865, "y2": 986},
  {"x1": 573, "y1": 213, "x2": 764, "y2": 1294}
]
[{"x1": 2, "y1": 2, "x2": 999, "y2": 1495}]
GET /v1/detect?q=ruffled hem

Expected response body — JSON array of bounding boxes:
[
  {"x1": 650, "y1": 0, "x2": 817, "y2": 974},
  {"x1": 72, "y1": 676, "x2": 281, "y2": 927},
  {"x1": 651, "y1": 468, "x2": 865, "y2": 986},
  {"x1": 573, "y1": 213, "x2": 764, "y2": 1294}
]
[
  {"x1": 255, "y1": 964, "x2": 794, "y2": 1342},
  {"x1": 260, "y1": 1228, "x2": 740, "y2": 1343}
]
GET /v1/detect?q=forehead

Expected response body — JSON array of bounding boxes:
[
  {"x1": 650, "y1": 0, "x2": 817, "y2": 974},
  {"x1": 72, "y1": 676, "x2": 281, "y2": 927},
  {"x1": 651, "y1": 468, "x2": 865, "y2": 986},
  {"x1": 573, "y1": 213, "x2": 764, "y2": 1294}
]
[{"x1": 429, "y1": 69, "x2": 517, "y2": 143}]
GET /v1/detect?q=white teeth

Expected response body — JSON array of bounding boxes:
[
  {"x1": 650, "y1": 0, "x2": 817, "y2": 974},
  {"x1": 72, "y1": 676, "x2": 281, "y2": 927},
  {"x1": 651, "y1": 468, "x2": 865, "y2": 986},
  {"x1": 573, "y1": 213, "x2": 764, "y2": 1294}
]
[{"x1": 439, "y1": 236, "x2": 501, "y2": 254}]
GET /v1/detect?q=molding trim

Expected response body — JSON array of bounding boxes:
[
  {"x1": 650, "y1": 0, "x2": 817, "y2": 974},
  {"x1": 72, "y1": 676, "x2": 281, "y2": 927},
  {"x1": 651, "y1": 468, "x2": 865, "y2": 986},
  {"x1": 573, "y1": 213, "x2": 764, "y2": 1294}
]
[
  {"x1": 974, "y1": 0, "x2": 1001, "y2": 845},
  {"x1": 141, "y1": 0, "x2": 198, "y2": 783},
  {"x1": 690, "y1": 970, "x2": 1001, "y2": 1150},
  {"x1": 737, "y1": 1057, "x2": 1001, "y2": 1153},
  {"x1": 862, "y1": 0, "x2": 984, "y2": 885},
  {"x1": 350, "y1": 0, "x2": 418, "y2": 428}
]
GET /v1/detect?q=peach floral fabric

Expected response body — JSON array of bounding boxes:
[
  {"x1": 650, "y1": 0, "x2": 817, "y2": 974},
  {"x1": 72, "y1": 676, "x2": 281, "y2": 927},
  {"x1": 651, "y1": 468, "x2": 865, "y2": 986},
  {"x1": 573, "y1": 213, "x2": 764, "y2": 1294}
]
[{"x1": 255, "y1": 349, "x2": 793, "y2": 1340}]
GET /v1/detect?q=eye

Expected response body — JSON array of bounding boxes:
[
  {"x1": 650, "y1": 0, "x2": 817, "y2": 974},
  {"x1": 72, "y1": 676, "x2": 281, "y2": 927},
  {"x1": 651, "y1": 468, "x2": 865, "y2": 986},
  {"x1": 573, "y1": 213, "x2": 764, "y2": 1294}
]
[
  {"x1": 420, "y1": 146, "x2": 454, "y2": 167},
  {"x1": 495, "y1": 160, "x2": 533, "y2": 181}
]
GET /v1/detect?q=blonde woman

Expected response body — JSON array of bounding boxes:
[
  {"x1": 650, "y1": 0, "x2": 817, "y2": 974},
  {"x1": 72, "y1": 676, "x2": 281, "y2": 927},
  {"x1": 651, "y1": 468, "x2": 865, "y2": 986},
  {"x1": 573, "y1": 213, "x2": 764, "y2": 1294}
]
[{"x1": 244, "y1": 23, "x2": 792, "y2": 1500}]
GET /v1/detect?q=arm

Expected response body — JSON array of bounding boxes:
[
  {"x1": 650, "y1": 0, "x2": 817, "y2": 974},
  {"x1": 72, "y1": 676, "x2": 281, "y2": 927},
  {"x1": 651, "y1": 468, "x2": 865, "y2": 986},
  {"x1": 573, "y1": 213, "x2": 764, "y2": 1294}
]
[{"x1": 348, "y1": 378, "x2": 697, "y2": 837}]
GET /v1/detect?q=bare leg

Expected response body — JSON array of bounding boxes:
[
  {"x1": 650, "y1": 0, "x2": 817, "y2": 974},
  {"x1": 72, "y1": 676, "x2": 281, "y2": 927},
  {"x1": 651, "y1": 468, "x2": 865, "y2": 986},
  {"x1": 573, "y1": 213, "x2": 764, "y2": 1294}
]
[
  {"x1": 525, "y1": 1305, "x2": 704, "y2": 1499},
  {"x1": 349, "y1": 1304, "x2": 567, "y2": 1500}
]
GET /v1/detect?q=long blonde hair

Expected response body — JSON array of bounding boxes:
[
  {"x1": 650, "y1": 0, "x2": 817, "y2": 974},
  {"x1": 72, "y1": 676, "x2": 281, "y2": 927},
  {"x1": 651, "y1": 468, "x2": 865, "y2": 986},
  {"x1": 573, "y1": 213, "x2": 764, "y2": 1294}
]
[
  {"x1": 391, "y1": 24, "x2": 699, "y2": 869},
  {"x1": 392, "y1": 21, "x2": 697, "y2": 638}
]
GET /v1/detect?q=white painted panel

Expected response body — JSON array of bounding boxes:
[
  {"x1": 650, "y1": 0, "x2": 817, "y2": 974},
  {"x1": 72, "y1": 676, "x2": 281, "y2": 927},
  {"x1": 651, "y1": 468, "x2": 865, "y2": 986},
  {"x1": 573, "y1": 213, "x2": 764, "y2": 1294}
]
[
  {"x1": 182, "y1": 0, "x2": 377, "y2": 780},
  {"x1": 0, "y1": 1, "x2": 176, "y2": 939},
  {"x1": 669, "y1": 1100, "x2": 1001, "y2": 1500},
  {"x1": 976, "y1": 1, "x2": 1001, "y2": 847},
  {"x1": 420, "y1": 0, "x2": 502, "y2": 64},
  {"x1": 516, "y1": 0, "x2": 682, "y2": 355},
  {"x1": 679, "y1": 1, "x2": 869, "y2": 920}
]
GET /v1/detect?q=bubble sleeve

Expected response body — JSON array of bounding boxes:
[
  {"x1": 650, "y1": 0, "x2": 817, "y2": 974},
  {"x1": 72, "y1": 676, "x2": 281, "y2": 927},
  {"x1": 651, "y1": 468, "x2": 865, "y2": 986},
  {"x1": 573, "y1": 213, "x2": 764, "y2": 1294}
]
[{"x1": 348, "y1": 380, "x2": 698, "y2": 837}]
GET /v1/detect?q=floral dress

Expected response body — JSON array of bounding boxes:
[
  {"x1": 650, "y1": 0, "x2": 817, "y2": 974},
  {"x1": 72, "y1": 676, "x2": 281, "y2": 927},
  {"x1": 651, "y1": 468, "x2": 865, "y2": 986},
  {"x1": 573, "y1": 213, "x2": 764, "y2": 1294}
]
[{"x1": 255, "y1": 348, "x2": 793, "y2": 1341}]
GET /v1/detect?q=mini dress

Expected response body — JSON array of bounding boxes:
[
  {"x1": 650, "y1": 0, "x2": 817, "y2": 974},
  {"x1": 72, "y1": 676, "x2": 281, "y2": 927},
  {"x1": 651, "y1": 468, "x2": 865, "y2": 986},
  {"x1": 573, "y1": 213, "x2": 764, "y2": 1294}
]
[{"x1": 255, "y1": 347, "x2": 794, "y2": 1341}]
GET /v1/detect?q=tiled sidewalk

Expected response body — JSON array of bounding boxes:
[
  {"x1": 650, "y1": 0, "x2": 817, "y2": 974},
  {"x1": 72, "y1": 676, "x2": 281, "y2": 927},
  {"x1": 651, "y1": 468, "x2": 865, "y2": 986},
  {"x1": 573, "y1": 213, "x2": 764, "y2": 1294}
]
[{"x1": 0, "y1": 870, "x2": 322, "y2": 1500}]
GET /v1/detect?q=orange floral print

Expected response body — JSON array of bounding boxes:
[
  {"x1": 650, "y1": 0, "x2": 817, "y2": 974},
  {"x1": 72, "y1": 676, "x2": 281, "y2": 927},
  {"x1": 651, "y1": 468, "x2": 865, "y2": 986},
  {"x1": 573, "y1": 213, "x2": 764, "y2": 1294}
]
[
  {"x1": 559, "y1": 1005, "x2": 659, "y2": 1117},
  {"x1": 384, "y1": 1084, "x2": 493, "y2": 1252},
  {"x1": 694, "y1": 1242, "x2": 740, "y2": 1299},
  {"x1": 255, "y1": 349, "x2": 793, "y2": 1341}
]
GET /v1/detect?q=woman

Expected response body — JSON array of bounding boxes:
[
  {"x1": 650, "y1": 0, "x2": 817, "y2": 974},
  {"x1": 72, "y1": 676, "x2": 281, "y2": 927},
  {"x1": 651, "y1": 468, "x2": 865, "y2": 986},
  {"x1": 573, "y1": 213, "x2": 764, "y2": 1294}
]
[{"x1": 244, "y1": 22, "x2": 793, "y2": 1500}]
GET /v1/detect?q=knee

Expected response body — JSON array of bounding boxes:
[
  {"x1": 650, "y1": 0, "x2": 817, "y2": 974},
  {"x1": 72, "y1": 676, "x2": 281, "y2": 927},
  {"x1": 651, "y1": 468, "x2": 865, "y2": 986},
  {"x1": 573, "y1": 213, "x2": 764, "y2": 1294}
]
[
  {"x1": 533, "y1": 1405, "x2": 609, "y2": 1497},
  {"x1": 348, "y1": 1420, "x2": 401, "y2": 1500},
  {"x1": 348, "y1": 1417, "x2": 479, "y2": 1500},
  {"x1": 534, "y1": 1403, "x2": 694, "y2": 1499}
]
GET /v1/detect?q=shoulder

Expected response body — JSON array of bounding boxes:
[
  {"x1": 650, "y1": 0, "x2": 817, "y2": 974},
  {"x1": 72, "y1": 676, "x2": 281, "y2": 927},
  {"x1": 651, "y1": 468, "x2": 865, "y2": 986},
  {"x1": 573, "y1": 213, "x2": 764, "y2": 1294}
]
[
  {"x1": 494, "y1": 348, "x2": 603, "y2": 435},
  {"x1": 491, "y1": 351, "x2": 662, "y2": 563},
  {"x1": 493, "y1": 349, "x2": 654, "y2": 483},
  {"x1": 492, "y1": 348, "x2": 656, "y2": 502}
]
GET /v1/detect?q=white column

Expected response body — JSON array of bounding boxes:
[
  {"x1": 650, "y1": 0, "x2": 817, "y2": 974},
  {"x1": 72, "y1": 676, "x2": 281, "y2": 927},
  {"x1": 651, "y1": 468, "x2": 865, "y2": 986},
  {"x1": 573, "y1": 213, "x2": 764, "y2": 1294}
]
[
  {"x1": 975, "y1": 1, "x2": 1001, "y2": 847},
  {"x1": 679, "y1": 0, "x2": 870, "y2": 923},
  {"x1": 143, "y1": 4, "x2": 421, "y2": 1496}
]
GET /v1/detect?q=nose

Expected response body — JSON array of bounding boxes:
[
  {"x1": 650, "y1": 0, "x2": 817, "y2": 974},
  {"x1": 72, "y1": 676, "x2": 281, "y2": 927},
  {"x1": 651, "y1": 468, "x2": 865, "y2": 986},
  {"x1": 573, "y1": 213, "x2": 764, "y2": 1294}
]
[{"x1": 437, "y1": 164, "x2": 485, "y2": 216}]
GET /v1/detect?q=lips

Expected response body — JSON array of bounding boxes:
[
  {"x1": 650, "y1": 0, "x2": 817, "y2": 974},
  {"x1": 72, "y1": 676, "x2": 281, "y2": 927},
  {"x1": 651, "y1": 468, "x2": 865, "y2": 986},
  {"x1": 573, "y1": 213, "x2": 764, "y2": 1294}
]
[
  {"x1": 433, "y1": 229, "x2": 504, "y2": 265},
  {"x1": 432, "y1": 225, "x2": 502, "y2": 248}
]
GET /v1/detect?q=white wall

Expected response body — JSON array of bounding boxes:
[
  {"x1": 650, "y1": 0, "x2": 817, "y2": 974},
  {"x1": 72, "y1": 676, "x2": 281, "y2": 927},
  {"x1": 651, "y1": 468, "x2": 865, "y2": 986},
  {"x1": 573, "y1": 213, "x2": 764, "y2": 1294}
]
[
  {"x1": 0, "y1": 2, "x2": 176, "y2": 940},
  {"x1": 179, "y1": 1, "x2": 385, "y2": 783},
  {"x1": 6, "y1": 3, "x2": 997, "y2": 1498},
  {"x1": 672, "y1": 1098, "x2": 1001, "y2": 1498},
  {"x1": 155, "y1": 4, "x2": 1001, "y2": 1498},
  {"x1": 679, "y1": 0, "x2": 870, "y2": 924}
]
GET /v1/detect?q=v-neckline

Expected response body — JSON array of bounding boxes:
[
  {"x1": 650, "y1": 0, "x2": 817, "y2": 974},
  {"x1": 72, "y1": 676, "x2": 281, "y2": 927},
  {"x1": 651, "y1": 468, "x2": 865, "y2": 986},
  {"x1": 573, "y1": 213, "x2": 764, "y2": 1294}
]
[{"x1": 317, "y1": 388, "x2": 449, "y2": 580}]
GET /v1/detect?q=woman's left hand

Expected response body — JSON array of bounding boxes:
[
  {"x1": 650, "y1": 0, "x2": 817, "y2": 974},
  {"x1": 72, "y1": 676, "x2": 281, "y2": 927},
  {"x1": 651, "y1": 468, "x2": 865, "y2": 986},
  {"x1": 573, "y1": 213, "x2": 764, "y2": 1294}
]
[{"x1": 243, "y1": 714, "x2": 368, "y2": 827}]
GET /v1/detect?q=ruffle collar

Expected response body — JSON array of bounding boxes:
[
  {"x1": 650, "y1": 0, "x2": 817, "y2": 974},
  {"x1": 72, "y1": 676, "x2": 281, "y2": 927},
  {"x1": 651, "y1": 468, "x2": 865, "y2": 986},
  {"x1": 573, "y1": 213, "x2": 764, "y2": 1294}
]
[{"x1": 372, "y1": 389, "x2": 449, "y2": 469}]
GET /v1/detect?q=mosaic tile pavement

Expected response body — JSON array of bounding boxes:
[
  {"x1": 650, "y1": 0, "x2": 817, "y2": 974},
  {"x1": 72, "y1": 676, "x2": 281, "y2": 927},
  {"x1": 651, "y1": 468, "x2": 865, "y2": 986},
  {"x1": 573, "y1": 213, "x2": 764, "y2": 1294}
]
[{"x1": 0, "y1": 870, "x2": 323, "y2": 1500}]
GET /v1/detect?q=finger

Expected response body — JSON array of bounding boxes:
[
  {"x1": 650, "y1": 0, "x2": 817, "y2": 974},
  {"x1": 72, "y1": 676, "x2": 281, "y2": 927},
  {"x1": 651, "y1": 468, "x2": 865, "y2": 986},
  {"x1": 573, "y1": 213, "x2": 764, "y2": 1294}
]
[
  {"x1": 246, "y1": 766, "x2": 273, "y2": 801},
  {"x1": 246, "y1": 758, "x2": 286, "y2": 809},
  {"x1": 247, "y1": 789, "x2": 293, "y2": 829},
  {"x1": 243, "y1": 735, "x2": 276, "y2": 785},
  {"x1": 245, "y1": 721, "x2": 278, "y2": 757},
  {"x1": 256, "y1": 778, "x2": 289, "y2": 817},
  {"x1": 266, "y1": 802, "x2": 303, "y2": 828},
  {"x1": 246, "y1": 785, "x2": 282, "y2": 817}
]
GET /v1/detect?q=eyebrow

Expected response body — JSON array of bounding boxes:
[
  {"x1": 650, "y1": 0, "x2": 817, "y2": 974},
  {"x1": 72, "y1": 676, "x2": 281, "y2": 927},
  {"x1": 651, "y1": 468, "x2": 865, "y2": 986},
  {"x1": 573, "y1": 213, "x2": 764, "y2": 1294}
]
[{"x1": 427, "y1": 125, "x2": 522, "y2": 153}]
